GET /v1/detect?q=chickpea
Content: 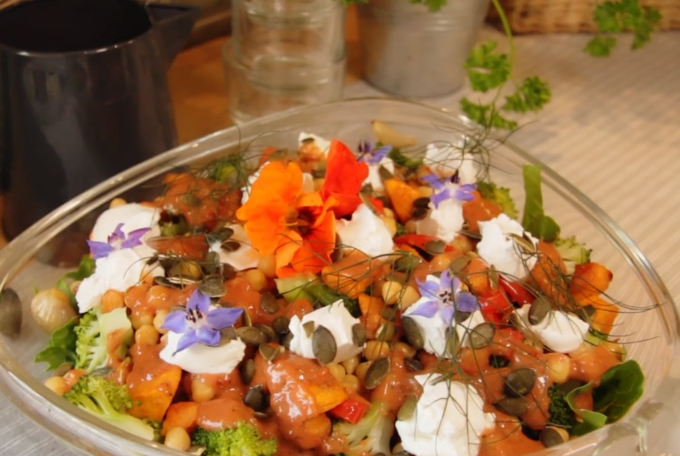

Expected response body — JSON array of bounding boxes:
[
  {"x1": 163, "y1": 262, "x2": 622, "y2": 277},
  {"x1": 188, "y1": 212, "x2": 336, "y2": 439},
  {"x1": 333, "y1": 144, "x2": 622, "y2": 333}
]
[
  {"x1": 44, "y1": 376, "x2": 67, "y2": 396},
  {"x1": 364, "y1": 340, "x2": 391, "y2": 361},
  {"x1": 341, "y1": 355, "x2": 360, "y2": 375},
  {"x1": 381, "y1": 281, "x2": 403, "y2": 306},
  {"x1": 545, "y1": 353, "x2": 570, "y2": 384},
  {"x1": 244, "y1": 269, "x2": 267, "y2": 292},
  {"x1": 164, "y1": 427, "x2": 191, "y2": 451},
  {"x1": 398, "y1": 285, "x2": 420, "y2": 311},
  {"x1": 109, "y1": 197, "x2": 127, "y2": 208},
  {"x1": 257, "y1": 254, "x2": 277, "y2": 279},
  {"x1": 341, "y1": 374, "x2": 361, "y2": 393},
  {"x1": 328, "y1": 364, "x2": 346, "y2": 383},
  {"x1": 191, "y1": 375, "x2": 217, "y2": 402},
  {"x1": 130, "y1": 308, "x2": 154, "y2": 329},
  {"x1": 135, "y1": 324, "x2": 160, "y2": 346},
  {"x1": 393, "y1": 341, "x2": 417, "y2": 359},
  {"x1": 153, "y1": 309, "x2": 170, "y2": 334},
  {"x1": 355, "y1": 361, "x2": 372, "y2": 384}
]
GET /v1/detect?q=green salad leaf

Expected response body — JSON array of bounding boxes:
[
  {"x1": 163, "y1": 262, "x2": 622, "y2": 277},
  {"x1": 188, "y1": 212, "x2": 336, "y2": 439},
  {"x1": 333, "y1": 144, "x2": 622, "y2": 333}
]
[
  {"x1": 464, "y1": 42, "x2": 511, "y2": 93},
  {"x1": 387, "y1": 147, "x2": 423, "y2": 169},
  {"x1": 521, "y1": 164, "x2": 560, "y2": 241},
  {"x1": 566, "y1": 360, "x2": 645, "y2": 435},
  {"x1": 57, "y1": 254, "x2": 96, "y2": 309},
  {"x1": 477, "y1": 181, "x2": 518, "y2": 219},
  {"x1": 34, "y1": 318, "x2": 78, "y2": 371}
]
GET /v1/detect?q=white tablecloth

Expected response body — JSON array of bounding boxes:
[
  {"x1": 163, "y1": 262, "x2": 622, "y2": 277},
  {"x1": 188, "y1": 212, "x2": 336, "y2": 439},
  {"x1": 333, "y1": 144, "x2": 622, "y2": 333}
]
[{"x1": 2, "y1": 27, "x2": 679, "y2": 455}]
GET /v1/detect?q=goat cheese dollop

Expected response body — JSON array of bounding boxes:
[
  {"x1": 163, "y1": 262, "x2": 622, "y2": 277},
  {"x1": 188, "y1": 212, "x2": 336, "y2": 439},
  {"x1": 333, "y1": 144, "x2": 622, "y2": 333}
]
[
  {"x1": 477, "y1": 214, "x2": 538, "y2": 280},
  {"x1": 514, "y1": 305, "x2": 589, "y2": 353},
  {"x1": 414, "y1": 182, "x2": 466, "y2": 242},
  {"x1": 299, "y1": 132, "x2": 331, "y2": 156},
  {"x1": 209, "y1": 224, "x2": 262, "y2": 271},
  {"x1": 424, "y1": 142, "x2": 479, "y2": 184},
  {"x1": 160, "y1": 327, "x2": 246, "y2": 375},
  {"x1": 364, "y1": 156, "x2": 394, "y2": 194},
  {"x1": 336, "y1": 204, "x2": 394, "y2": 258},
  {"x1": 288, "y1": 300, "x2": 363, "y2": 364},
  {"x1": 76, "y1": 203, "x2": 160, "y2": 313},
  {"x1": 396, "y1": 374, "x2": 495, "y2": 456}
]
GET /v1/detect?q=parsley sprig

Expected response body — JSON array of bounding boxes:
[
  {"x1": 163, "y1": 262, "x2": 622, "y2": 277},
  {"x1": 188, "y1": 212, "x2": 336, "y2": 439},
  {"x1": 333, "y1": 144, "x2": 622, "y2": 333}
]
[{"x1": 584, "y1": 0, "x2": 662, "y2": 57}]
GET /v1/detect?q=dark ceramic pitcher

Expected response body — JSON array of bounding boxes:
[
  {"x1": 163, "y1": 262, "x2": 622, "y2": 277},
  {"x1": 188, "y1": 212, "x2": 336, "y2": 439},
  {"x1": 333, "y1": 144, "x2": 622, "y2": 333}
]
[{"x1": 0, "y1": 0, "x2": 199, "y2": 242}]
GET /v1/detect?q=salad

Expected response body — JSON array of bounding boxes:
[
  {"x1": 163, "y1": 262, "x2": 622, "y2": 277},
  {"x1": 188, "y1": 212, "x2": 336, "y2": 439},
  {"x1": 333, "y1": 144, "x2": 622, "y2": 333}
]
[{"x1": 32, "y1": 121, "x2": 645, "y2": 456}]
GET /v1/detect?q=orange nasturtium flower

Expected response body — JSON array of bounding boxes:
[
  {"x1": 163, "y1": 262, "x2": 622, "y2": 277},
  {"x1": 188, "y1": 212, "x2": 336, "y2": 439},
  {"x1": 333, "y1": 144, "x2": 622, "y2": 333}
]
[
  {"x1": 236, "y1": 160, "x2": 338, "y2": 277},
  {"x1": 321, "y1": 140, "x2": 369, "y2": 218}
]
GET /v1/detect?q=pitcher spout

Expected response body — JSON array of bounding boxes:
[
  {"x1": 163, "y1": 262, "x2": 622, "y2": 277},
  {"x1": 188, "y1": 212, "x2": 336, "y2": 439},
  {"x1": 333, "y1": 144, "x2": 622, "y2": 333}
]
[{"x1": 147, "y1": 3, "x2": 200, "y2": 66}]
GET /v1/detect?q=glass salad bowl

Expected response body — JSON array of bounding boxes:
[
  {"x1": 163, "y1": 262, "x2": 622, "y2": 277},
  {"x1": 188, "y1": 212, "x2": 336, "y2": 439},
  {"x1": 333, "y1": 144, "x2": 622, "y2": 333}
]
[{"x1": 0, "y1": 98, "x2": 679, "y2": 456}]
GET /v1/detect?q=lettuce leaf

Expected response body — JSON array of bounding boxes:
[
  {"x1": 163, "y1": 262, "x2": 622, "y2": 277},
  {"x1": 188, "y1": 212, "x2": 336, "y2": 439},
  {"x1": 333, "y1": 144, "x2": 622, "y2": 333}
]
[
  {"x1": 521, "y1": 164, "x2": 560, "y2": 241},
  {"x1": 34, "y1": 318, "x2": 78, "y2": 371}
]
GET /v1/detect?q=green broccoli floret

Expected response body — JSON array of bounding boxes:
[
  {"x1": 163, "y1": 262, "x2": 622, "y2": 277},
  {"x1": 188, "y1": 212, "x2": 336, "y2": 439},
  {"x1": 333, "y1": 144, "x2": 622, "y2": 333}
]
[
  {"x1": 192, "y1": 422, "x2": 277, "y2": 456},
  {"x1": 64, "y1": 375, "x2": 156, "y2": 440},
  {"x1": 74, "y1": 307, "x2": 133, "y2": 373},
  {"x1": 554, "y1": 235, "x2": 592, "y2": 273},
  {"x1": 547, "y1": 384, "x2": 577, "y2": 429},
  {"x1": 333, "y1": 401, "x2": 393, "y2": 456},
  {"x1": 477, "y1": 181, "x2": 518, "y2": 219},
  {"x1": 275, "y1": 274, "x2": 361, "y2": 317}
]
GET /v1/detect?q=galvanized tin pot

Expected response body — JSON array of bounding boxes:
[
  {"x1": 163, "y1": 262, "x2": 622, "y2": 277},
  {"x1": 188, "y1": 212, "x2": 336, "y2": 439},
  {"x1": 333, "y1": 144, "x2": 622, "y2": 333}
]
[{"x1": 357, "y1": 0, "x2": 490, "y2": 98}]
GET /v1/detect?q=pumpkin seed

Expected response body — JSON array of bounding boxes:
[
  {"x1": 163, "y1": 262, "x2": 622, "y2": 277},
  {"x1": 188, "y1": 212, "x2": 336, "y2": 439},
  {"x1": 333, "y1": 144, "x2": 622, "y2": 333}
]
[
  {"x1": 454, "y1": 311, "x2": 471, "y2": 323},
  {"x1": 168, "y1": 261, "x2": 203, "y2": 281},
  {"x1": 181, "y1": 192, "x2": 201, "y2": 207},
  {"x1": 397, "y1": 396, "x2": 418, "y2": 421},
  {"x1": 445, "y1": 326, "x2": 460, "y2": 356},
  {"x1": 272, "y1": 316, "x2": 290, "y2": 335},
  {"x1": 199, "y1": 275, "x2": 226, "y2": 298},
  {"x1": 281, "y1": 332, "x2": 294, "y2": 350},
  {"x1": 364, "y1": 356, "x2": 390, "y2": 390},
  {"x1": 410, "y1": 206, "x2": 429, "y2": 221},
  {"x1": 378, "y1": 165, "x2": 394, "y2": 181},
  {"x1": 221, "y1": 240, "x2": 241, "y2": 252},
  {"x1": 146, "y1": 255, "x2": 159, "y2": 266},
  {"x1": 90, "y1": 367, "x2": 114, "y2": 378},
  {"x1": 413, "y1": 197, "x2": 431, "y2": 209},
  {"x1": 166, "y1": 276, "x2": 198, "y2": 286},
  {"x1": 495, "y1": 397, "x2": 529, "y2": 416},
  {"x1": 404, "y1": 357, "x2": 423, "y2": 372},
  {"x1": 215, "y1": 227, "x2": 234, "y2": 242},
  {"x1": 261, "y1": 293, "x2": 280, "y2": 314},
  {"x1": 241, "y1": 309, "x2": 252, "y2": 327},
  {"x1": 394, "y1": 254, "x2": 422, "y2": 273},
  {"x1": 528, "y1": 296, "x2": 552, "y2": 325},
  {"x1": 504, "y1": 368, "x2": 537, "y2": 398},
  {"x1": 449, "y1": 255, "x2": 472, "y2": 274},
  {"x1": 256, "y1": 325, "x2": 276, "y2": 343},
  {"x1": 469, "y1": 322, "x2": 496, "y2": 349},
  {"x1": 488, "y1": 265, "x2": 499, "y2": 290},
  {"x1": 221, "y1": 326, "x2": 237, "y2": 340},
  {"x1": 578, "y1": 304, "x2": 596, "y2": 322},
  {"x1": 352, "y1": 323, "x2": 367, "y2": 347},
  {"x1": 376, "y1": 321, "x2": 395, "y2": 342},
  {"x1": 258, "y1": 343, "x2": 280, "y2": 363},
  {"x1": 540, "y1": 427, "x2": 569, "y2": 448},
  {"x1": 303, "y1": 321, "x2": 316, "y2": 338},
  {"x1": 239, "y1": 359, "x2": 256, "y2": 385},
  {"x1": 236, "y1": 326, "x2": 267, "y2": 346},
  {"x1": 312, "y1": 325, "x2": 337, "y2": 364},
  {"x1": 153, "y1": 276, "x2": 182, "y2": 289},
  {"x1": 381, "y1": 306, "x2": 397, "y2": 320},
  {"x1": 508, "y1": 233, "x2": 536, "y2": 254},
  {"x1": 203, "y1": 251, "x2": 220, "y2": 274},
  {"x1": 330, "y1": 234, "x2": 344, "y2": 263},
  {"x1": 402, "y1": 316, "x2": 424, "y2": 350},
  {"x1": 0, "y1": 288, "x2": 22, "y2": 338},
  {"x1": 221, "y1": 263, "x2": 238, "y2": 280},
  {"x1": 244, "y1": 385, "x2": 268, "y2": 412},
  {"x1": 424, "y1": 240, "x2": 446, "y2": 255}
]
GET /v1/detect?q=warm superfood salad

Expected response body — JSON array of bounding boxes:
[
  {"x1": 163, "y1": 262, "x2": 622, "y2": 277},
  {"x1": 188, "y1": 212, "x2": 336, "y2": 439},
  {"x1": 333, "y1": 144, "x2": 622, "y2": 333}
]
[{"x1": 31, "y1": 121, "x2": 645, "y2": 456}]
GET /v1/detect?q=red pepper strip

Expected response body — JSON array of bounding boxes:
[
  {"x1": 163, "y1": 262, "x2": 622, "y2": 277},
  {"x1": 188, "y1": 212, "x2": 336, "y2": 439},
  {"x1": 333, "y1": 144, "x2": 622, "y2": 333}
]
[
  {"x1": 478, "y1": 287, "x2": 514, "y2": 325},
  {"x1": 328, "y1": 395, "x2": 371, "y2": 424},
  {"x1": 393, "y1": 234, "x2": 454, "y2": 252},
  {"x1": 499, "y1": 276, "x2": 536, "y2": 306}
]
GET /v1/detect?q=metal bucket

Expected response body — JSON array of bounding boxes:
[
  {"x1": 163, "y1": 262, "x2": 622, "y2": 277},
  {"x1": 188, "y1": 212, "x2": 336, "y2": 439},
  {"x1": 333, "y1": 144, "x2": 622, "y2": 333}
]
[{"x1": 357, "y1": 0, "x2": 490, "y2": 98}]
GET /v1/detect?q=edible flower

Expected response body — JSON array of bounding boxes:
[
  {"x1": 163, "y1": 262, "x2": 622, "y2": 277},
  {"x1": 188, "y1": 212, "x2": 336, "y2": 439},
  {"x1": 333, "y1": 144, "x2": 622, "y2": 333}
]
[
  {"x1": 358, "y1": 141, "x2": 393, "y2": 165},
  {"x1": 321, "y1": 140, "x2": 369, "y2": 218},
  {"x1": 422, "y1": 173, "x2": 476, "y2": 208},
  {"x1": 86, "y1": 222, "x2": 151, "y2": 260},
  {"x1": 161, "y1": 289, "x2": 243, "y2": 353},
  {"x1": 411, "y1": 270, "x2": 479, "y2": 325}
]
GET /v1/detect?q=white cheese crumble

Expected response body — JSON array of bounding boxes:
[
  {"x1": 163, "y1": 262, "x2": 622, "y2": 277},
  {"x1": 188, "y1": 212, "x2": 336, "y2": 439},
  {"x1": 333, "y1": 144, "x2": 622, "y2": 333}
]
[
  {"x1": 240, "y1": 162, "x2": 266, "y2": 205},
  {"x1": 209, "y1": 224, "x2": 262, "y2": 271},
  {"x1": 424, "y1": 141, "x2": 479, "y2": 184},
  {"x1": 288, "y1": 300, "x2": 363, "y2": 364},
  {"x1": 302, "y1": 172, "x2": 315, "y2": 194},
  {"x1": 477, "y1": 214, "x2": 539, "y2": 280},
  {"x1": 414, "y1": 183, "x2": 465, "y2": 242},
  {"x1": 76, "y1": 204, "x2": 161, "y2": 313},
  {"x1": 364, "y1": 156, "x2": 394, "y2": 194},
  {"x1": 335, "y1": 204, "x2": 394, "y2": 258},
  {"x1": 514, "y1": 305, "x2": 589, "y2": 353},
  {"x1": 160, "y1": 329, "x2": 246, "y2": 374},
  {"x1": 396, "y1": 374, "x2": 495, "y2": 456},
  {"x1": 298, "y1": 132, "x2": 331, "y2": 155}
]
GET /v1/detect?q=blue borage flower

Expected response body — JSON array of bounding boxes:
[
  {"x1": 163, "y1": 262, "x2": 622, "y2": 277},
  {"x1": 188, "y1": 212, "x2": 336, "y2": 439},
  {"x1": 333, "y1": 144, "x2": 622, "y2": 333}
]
[
  {"x1": 357, "y1": 140, "x2": 393, "y2": 166},
  {"x1": 162, "y1": 289, "x2": 243, "y2": 354},
  {"x1": 86, "y1": 223, "x2": 151, "y2": 260},
  {"x1": 421, "y1": 173, "x2": 476, "y2": 208},
  {"x1": 411, "y1": 270, "x2": 479, "y2": 325}
]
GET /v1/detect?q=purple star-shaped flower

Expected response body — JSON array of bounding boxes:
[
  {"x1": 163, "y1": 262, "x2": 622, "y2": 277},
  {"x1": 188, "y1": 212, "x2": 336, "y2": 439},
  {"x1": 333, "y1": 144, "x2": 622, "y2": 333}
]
[
  {"x1": 422, "y1": 173, "x2": 476, "y2": 208},
  {"x1": 162, "y1": 289, "x2": 244, "y2": 354},
  {"x1": 410, "y1": 270, "x2": 479, "y2": 325},
  {"x1": 86, "y1": 223, "x2": 151, "y2": 260},
  {"x1": 357, "y1": 140, "x2": 393, "y2": 165}
]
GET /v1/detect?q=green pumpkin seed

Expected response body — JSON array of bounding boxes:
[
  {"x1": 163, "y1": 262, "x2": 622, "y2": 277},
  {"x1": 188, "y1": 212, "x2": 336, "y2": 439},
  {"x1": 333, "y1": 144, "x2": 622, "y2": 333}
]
[
  {"x1": 495, "y1": 397, "x2": 528, "y2": 416},
  {"x1": 90, "y1": 367, "x2": 114, "y2": 378},
  {"x1": 281, "y1": 332, "x2": 294, "y2": 349},
  {"x1": 244, "y1": 385, "x2": 268, "y2": 412},
  {"x1": 397, "y1": 396, "x2": 418, "y2": 421},
  {"x1": 303, "y1": 321, "x2": 316, "y2": 338},
  {"x1": 424, "y1": 240, "x2": 446, "y2": 255},
  {"x1": 528, "y1": 296, "x2": 552, "y2": 325},
  {"x1": 199, "y1": 275, "x2": 226, "y2": 298},
  {"x1": 241, "y1": 309, "x2": 252, "y2": 327},
  {"x1": 181, "y1": 192, "x2": 201, "y2": 207},
  {"x1": 258, "y1": 343, "x2": 280, "y2": 363},
  {"x1": 488, "y1": 265, "x2": 499, "y2": 290},
  {"x1": 578, "y1": 304, "x2": 596, "y2": 322},
  {"x1": 449, "y1": 255, "x2": 472, "y2": 274},
  {"x1": 168, "y1": 261, "x2": 203, "y2": 281},
  {"x1": 469, "y1": 322, "x2": 496, "y2": 349},
  {"x1": 221, "y1": 240, "x2": 241, "y2": 252},
  {"x1": 203, "y1": 251, "x2": 220, "y2": 274},
  {"x1": 364, "y1": 356, "x2": 390, "y2": 390},
  {"x1": 394, "y1": 254, "x2": 422, "y2": 273},
  {"x1": 381, "y1": 306, "x2": 397, "y2": 320},
  {"x1": 221, "y1": 263, "x2": 238, "y2": 280},
  {"x1": 256, "y1": 325, "x2": 276, "y2": 343},
  {"x1": 352, "y1": 323, "x2": 367, "y2": 347},
  {"x1": 410, "y1": 206, "x2": 429, "y2": 221},
  {"x1": 508, "y1": 233, "x2": 536, "y2": 254},
  {"x1": 312, "y1": 325, "x2": 337, "y2": 365},
  {"x1": 404, "y1": 357, "x2": 423, "y2": 372},
  {"x1": 330, "y1": 234, "x2": 344, "y2": 263},
  {"x1": 454, "y1": 311, "x2": 471, "y2": 323},
  {"x1": 376, "y1": 321, "x2": 396, "y2": 342},
  {"x1": 379, "y1": 165, "x2": 394, "y2": 181},
  {"x1": 540, "y1": 427, "x2": 568, "y2": 448},
  {"x1": 236, "y1": 326, "x2": 267, "y2": 346},
  {"x1": 504, "y1": 367, "x2": 537, "y2": 397},
  {"x1": 413, "y1": 197, "x2": 431, "y2": 209},
  {"x1": 215, "y1": 227, "x2": 234, "y2": 242},
  {"x1": 445, "y1": 326, "x2": 460, "y2": 356},
  {"x1": 402, "y1": 316, "x2": 424, "y2": 350},
  {"x1": 272, "y1": 316, "x2": 290, "y2": 335},
  {"x1": 221, "y1": 326, "x2": 237, "y2": 340},
  {"x1": 239, "y1": 359, "x2": 256, "y2": 385},
  {"x1": 261, "y1": 293, "x2": 280, "y2": 314}
]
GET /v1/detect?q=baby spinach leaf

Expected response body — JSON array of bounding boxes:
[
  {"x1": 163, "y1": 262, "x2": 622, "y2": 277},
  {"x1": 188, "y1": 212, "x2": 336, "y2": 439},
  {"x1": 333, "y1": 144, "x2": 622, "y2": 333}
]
[
  {"x1": 34, "y1": 318, "x2": 78, "y2": 371},
  {"x1": 521, "y1": 165, "x2": 560, "y2": 242}
]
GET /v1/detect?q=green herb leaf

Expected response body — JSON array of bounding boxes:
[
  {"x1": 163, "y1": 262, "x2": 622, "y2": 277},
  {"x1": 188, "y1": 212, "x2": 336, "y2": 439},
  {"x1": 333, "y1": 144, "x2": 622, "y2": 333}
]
[
  {"x1": 521, "y1": 164, "x2": 560, "y2": 241},
  {"x1": 464, "y1": 42, "x2": 511, "y2": 93},
  {"x1": 477, "y1": 181, "x2": 518, "y2": 219},
  {"x1": 65, "y1": 255, "x2": 96, "y2": 281},
  {"x1": 584, "y1": 36, "x2": 617, "y2": 57},
  {"x1": 460, "y1": 98, "x2": 518, "y2": 131},
  {"x1": 35, "y1": 318, "x2": 78, "y2": 371},
  {"x1": 566, "y1": 383, "x2": 608, "y2": 435},
  {"x1": 503, "y1": 77, "x2": 551, "y2": 114},
  {"x1": 387, "y1": 148, "x2": 423, "y2": 169}
]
